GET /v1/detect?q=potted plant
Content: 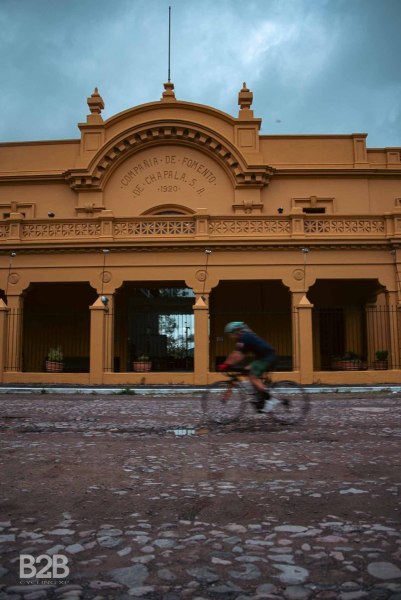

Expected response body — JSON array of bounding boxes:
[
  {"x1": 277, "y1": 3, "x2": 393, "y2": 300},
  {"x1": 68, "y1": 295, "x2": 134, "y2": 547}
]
[
  {"x1": 132, "y1": 354, "x2": 152, "y2": 372},
  {"x1": 374, "y1": 350, "x2": 388, "y2": 370},
  {"x1": 45, "y1": 346, "x2": 64, "y2": 372}
]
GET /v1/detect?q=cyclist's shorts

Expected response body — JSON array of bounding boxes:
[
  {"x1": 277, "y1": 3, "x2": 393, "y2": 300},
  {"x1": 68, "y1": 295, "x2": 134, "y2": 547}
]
[{"x1": 250, "y1": 354, "x2": 278, "y2": 378}]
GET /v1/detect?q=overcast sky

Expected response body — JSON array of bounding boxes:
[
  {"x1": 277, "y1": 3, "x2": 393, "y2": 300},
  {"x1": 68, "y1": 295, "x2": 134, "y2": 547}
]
[{"x1": 1, "y1": 0, "x2": 400, "y2": 147}]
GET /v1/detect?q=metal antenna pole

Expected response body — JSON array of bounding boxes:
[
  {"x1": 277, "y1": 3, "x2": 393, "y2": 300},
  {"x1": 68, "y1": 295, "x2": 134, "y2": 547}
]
[{"x1": 168, "y1": 6, "x2": 172, "y2": 83}]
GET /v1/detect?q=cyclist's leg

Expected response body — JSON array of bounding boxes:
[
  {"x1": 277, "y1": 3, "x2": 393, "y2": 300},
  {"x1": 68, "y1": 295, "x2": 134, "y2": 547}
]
[
  {"x1": 250, "y1": 354, "x2": 280, "y2": 413},
  {"x1": 269, "y1": 380, "x2": 310, "y2": 423},
  {"x1": 248, "y1": 358, "x2": 272, "y2": 412},
  {"x1": 251, "y1": 355, "x2": 277, "y2": 391}
]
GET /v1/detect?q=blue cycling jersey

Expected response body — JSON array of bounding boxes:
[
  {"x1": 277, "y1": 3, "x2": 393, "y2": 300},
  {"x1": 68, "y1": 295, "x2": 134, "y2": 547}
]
[{"x1": 235, "y1": 331, "x2": 275, "y2": 358}]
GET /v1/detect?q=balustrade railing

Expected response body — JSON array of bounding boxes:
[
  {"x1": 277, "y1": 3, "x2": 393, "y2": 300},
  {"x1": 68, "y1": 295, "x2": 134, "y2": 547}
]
[{"x1": 0, "y1": 214, "x2": 391, "y2": 246}]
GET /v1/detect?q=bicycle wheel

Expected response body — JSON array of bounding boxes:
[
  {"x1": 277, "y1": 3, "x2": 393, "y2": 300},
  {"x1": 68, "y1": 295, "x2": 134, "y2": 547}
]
[
  {"x1": 201, "y1": 381, "x2": 246, "y2": 424},
  {"x1": 269, "y1": 380, "x2": 310, "y2": 425}
]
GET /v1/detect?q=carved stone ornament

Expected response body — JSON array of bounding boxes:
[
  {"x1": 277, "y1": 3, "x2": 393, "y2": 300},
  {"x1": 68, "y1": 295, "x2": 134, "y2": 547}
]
[
  {"x1": 87, "y1": 87, "x2": 105, "y2": 115},
  {"x1": 161, "y1": 81, "x2": 176, "y2": 100},
  {"x1": 195, "y1": 270, "x2": 207, "y2": 282},
  {"x1": 101, "y1": 271, "x2": 112, "y2": 284},
  {"x1": 64, "y1": 124, "x2": 274, "y2": 191},
  {"x1": 8, "y1": 272, "x2": 20, "y2": 285},
  {"x1": 238, "y1": 82, "x2": 253, "y2": 110},
  {"x1": 292, "y1": 269, "x2": 305, "y2": 281},
  {"x1": 232, "y1": 200, "x2": 264, "y2": 214}
]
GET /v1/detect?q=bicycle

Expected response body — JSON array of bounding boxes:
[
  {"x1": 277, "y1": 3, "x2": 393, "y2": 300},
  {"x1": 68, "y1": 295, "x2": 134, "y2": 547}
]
[{"x1": 201, "y1": 369, "x2": 310, "y2": 425}]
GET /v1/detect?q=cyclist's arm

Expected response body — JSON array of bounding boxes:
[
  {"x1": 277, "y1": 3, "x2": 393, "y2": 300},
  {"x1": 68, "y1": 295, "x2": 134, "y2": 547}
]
[{"x1": 224, "y1": 350, "x2": 245, "y2": 367}]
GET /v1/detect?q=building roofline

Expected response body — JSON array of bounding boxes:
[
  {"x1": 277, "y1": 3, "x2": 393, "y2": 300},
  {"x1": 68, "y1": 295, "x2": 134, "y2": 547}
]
[
  {"x1": 0, "y1": 139, "x2": 80, "y2": 147},
  {"x1": 103, "y1": 98, "x2": 249, "y2": 128}
]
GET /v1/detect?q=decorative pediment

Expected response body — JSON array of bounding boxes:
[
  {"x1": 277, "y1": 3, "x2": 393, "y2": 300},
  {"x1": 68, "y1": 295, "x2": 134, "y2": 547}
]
[{"x1": 64, "y1": 122, "x2": 274, "y2": 191}]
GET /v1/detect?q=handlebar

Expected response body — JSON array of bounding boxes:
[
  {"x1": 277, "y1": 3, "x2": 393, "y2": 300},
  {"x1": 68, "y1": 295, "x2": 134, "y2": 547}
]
[{"x1": 222, "y1": 367, "x2": 250, "y2": 381}]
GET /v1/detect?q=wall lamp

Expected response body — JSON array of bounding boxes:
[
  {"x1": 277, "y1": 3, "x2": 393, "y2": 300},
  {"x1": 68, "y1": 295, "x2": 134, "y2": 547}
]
[{"x1": 5, "y1": 251, "x2": 17, "y2": 301}]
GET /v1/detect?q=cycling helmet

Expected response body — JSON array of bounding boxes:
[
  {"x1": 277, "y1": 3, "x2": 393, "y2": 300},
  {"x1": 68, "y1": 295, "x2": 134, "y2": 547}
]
[{"x1": 224, "y1": 321, "x2": 247, "y2": 333}]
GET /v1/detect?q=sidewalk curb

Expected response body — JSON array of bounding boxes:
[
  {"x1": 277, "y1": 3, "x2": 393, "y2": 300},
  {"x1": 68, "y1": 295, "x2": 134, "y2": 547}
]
[{"x1": 0, "y1": 385, "x2": 400, "y2": 395}]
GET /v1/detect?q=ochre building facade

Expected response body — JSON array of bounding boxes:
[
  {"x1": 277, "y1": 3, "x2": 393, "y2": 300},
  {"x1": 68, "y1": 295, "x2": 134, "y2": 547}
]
[{"x1": 1, "y1": 82, "x2": 401, "y2": 385}]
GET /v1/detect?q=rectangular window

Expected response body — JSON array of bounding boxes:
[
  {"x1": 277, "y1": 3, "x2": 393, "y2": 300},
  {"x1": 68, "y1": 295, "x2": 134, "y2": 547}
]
[{"x1": 302, "y1": 208, "x2": 326, "y2": 214}]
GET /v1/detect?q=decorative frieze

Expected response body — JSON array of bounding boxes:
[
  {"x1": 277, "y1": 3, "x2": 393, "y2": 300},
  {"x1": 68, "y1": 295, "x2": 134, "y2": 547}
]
[
  {"x1": 22, "y1": 223, "x2": 101, "y2": 239},
  {"x1": 209, "y1": 218, "x2": 291, "y2": 235},
  {"x1": 114, "y1": 220, "x2": 195, "y2": 237},
  {"x1": 0, "y1": 225, "x2": 10, "y2": 238},
  {"x1": 304, "y1": 219, "x2": 385, "y2": 234}
]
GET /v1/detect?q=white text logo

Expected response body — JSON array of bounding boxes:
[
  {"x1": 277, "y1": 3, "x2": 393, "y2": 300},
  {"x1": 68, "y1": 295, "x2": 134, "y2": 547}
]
[{"x1": 19, "y1": 554, "x2": 69, "y2": 579}]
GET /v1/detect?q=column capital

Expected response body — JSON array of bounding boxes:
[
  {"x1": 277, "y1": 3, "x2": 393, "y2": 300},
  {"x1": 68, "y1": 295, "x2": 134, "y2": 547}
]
[
  {"x1": 90, "y1": 296, "x2": 108, "y2": 311},
  {"x1": 193, "y1": 295, "x2": 208, "y2": 309},
  {"x1": 297, "y1": 295, "x2": 314, "y2": 308},
  {"x1": 0, "y1": 298, "x2": 9, "y2": 311}
]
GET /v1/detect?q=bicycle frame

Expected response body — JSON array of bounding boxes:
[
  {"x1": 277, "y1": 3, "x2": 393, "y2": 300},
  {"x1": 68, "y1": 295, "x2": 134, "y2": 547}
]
[{"x1": 223, "y1": 369, "x2": 272, "y2": 397}]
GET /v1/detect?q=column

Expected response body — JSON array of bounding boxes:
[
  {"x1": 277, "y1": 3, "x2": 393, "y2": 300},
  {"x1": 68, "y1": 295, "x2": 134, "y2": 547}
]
[
  {"x1": 386, "y1": 291, "x2": 401, "y2": 369},
  {"x1": 193, "y1": 294, "x2": 209, "y2": 385},
  {"x1": 102, "y1": 294, "x2": 114, "y2": 373},
  {"x1": 5, "y1": 294, "x2": 23, "y2": 372},
  {"x1": 89, "y1": 297, "x2": 108, "y2": 384},
  {"x1": 296, "y1": 295, "x2": 314, "y2": 384},
  {"x1": 291, "y1": 292, "x2": 304, "y2": 373},
  {"x1": 365, "y1": 303, "x2": 378, "y2": 367},
  {"x1": 0, "y1": 299, "x2": 9, "y2": 381}
]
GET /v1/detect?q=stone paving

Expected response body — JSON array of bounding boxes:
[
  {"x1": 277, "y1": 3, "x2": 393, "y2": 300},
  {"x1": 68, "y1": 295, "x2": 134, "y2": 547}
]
[{"x1": 0, "y1": 390, "x2": 400, "y2": 599}]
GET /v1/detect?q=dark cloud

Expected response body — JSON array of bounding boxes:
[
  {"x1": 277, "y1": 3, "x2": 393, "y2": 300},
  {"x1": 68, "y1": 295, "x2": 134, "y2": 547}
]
[{"x1": 0, "y1": 0, "x2": 400, "y2": 147}]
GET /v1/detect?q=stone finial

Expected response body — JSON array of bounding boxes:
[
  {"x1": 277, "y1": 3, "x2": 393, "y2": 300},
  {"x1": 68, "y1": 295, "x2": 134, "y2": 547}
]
[
  {"x1": 161, "y1": 81, "x2": 176, "y2": 101},
  {"x1": 238, "y1": 82, "x2": 253, "y2": 110},
  {"x1": 87, "y1": 87, "x2": 105, "y2": 115}
]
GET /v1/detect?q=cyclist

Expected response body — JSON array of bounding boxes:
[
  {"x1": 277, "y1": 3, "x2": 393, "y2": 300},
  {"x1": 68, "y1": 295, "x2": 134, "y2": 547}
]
[{"x1": 218, "y1": 321, "x2": 278, "y2": 413}]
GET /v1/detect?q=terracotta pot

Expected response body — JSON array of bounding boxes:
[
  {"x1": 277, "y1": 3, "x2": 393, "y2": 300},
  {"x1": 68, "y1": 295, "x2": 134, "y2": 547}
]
[
  {"x1": 45, "y1": 360, "x2": 63, "y2": 372},
  {"x1": 132, "y1": 361, "x2": 152, "y2": 372},
  {"x1": 341, "y1": 360, "x2": 360, "y2": 370},
  {"x1": 374, "y1": 360, "x2": 388, "y2": 370},
  {"x1": 332, "y1": 360, "x2": 366, "y2": 371}
]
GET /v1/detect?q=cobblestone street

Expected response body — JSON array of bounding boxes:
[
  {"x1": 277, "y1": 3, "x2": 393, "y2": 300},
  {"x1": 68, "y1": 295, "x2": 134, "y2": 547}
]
[{"x1": 0, "y1": 390, "x2": 400, "y2": 599}]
